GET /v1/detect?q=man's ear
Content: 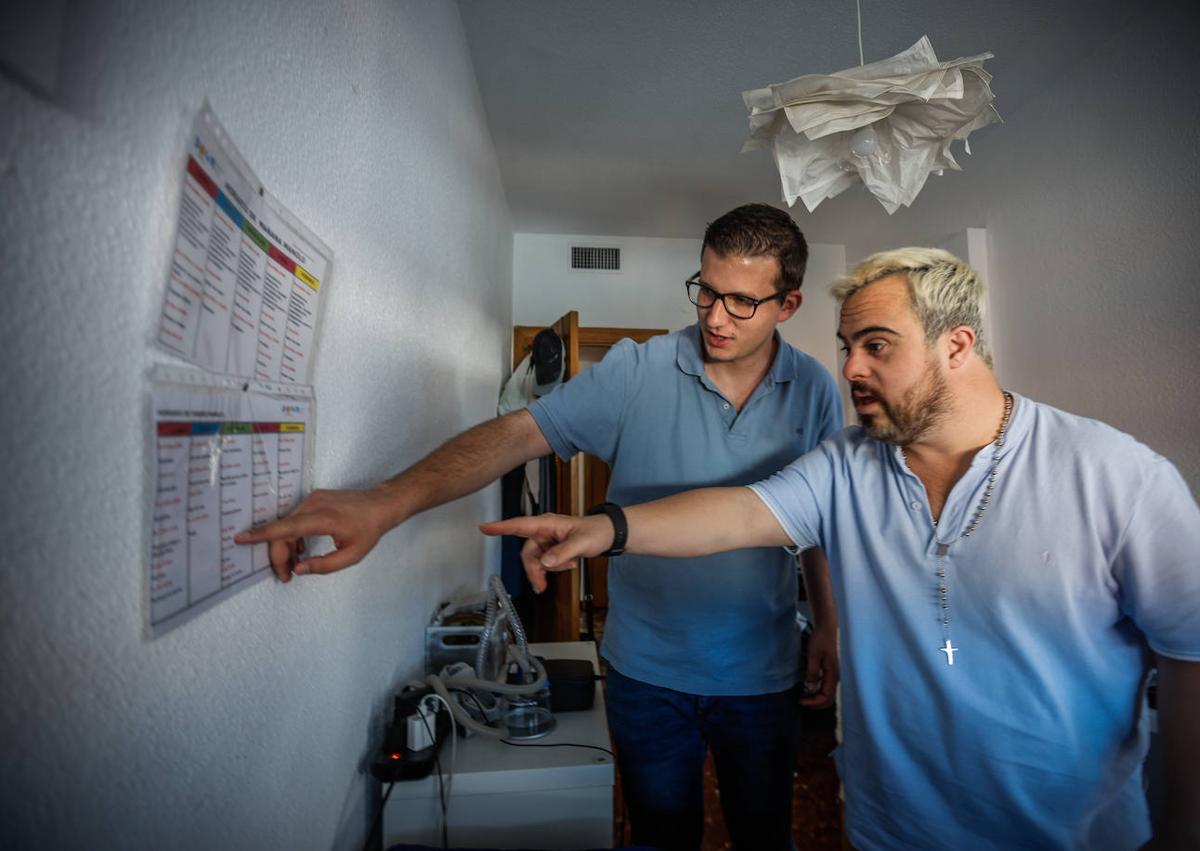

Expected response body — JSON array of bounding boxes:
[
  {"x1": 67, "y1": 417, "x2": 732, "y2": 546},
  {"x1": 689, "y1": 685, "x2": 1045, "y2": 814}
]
[
  {"x1": 777, "y1": 289, "x2": 803, "y2": 322},
  {"x1": 945, "y1": 325, "x2": 976, "y2": 368}
]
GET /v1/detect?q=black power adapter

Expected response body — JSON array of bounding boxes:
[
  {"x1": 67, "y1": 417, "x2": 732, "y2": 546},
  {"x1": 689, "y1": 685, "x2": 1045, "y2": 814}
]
[{"x1": 542, "y1": 657, "x2": 596, "y2": 712}]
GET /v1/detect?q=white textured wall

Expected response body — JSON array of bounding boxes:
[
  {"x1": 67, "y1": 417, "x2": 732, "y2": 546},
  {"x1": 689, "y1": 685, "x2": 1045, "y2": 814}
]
[
  {"x1": 0, "y1": 2, "x2": 512, "y2": 849},
  {"x1": 841, "y1": 1, "x2": 1200, "y2": 492},
  {"x1": 777, "y1": 244, "x2": 848, "y2": 416},
  {"x1": 513, "y1": 233, "x2": 846, "y2": 382}
]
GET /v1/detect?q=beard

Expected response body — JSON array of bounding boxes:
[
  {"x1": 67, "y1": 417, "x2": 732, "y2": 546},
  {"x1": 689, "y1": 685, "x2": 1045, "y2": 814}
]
[{"x1": 853, "y1": 359, "x2": 951, "y2": 446}]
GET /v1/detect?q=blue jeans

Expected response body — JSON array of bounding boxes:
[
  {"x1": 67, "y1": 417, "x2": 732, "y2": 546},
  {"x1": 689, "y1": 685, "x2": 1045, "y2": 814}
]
[{"x1": 605, "y1": 665, "x2": 799, "y2": 851}]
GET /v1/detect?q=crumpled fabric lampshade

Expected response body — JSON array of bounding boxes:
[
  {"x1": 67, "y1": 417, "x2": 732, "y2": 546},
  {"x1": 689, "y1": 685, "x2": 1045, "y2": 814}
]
[{"x1": 742, "y1": 36, "x2": 1000, "y2": 214}]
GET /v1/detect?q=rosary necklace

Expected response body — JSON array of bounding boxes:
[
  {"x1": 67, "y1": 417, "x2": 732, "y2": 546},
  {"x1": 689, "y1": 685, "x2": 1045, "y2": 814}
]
[{"x1": 920, "y1": 391, "x2": 1014, "y2": 667}]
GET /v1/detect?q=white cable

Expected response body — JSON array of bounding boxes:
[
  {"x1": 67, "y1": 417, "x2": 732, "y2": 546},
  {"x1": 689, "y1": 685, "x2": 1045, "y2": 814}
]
[
  {"x1": 425, "y1": 694, "x2": 457, "y2": 791},
  {"x1": 856, "y1": 0, "x2": 864, "y2": 66}
]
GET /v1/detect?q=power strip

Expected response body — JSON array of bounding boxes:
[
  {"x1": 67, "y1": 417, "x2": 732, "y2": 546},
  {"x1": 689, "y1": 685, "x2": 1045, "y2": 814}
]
[{"x1": 371, "y1": 689, "x2": 448, "y2": 782}]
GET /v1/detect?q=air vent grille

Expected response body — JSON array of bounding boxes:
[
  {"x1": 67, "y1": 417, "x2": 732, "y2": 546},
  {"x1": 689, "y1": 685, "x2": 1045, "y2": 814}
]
[{"x1": 571, "y1": 246, "x2": 621, "y2": 271}]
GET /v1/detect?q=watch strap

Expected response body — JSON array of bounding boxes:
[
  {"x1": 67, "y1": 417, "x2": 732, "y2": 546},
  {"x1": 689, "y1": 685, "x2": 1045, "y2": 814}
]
[{"x1": 585, "y1": 501, "x2": 627, "y2": 557}]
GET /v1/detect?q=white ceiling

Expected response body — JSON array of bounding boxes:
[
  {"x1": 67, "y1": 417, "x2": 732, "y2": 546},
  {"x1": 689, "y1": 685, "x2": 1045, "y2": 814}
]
[{"x1": 457, "y1": 0, "x2": 1136, "y2": 242}]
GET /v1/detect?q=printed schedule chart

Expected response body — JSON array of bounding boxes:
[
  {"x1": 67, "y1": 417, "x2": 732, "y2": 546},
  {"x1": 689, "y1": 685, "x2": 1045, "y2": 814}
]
[
  {"x1": 158, "y1": 103, "x2": 331, "y2": 385},
  {"x1": 150, "y1": 371, "x2": 314, "y2": 635}
]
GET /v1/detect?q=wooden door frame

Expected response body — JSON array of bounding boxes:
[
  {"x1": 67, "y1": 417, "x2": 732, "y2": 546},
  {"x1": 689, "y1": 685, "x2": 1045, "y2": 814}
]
[
  {"x1": 513, "y1": 325, "x2": 667, "y2": 366},
  {"x1": 512, "y1": 322, "x2": 668, "y2": 642}
]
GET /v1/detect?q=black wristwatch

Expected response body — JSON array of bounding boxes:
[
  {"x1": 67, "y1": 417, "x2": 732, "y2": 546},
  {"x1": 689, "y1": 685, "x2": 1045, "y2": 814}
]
[{"x1": 585, "y1": 502, "x2": 628, "y2": 557}]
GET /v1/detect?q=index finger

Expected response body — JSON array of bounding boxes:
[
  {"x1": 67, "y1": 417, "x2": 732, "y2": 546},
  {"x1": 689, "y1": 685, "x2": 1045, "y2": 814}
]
[
  {"x1": 235, "y1": 512, "x2": 327, "y2": 544},
  {"x1": 479, "y1": 517, "x2": 549, "y2": 538}
]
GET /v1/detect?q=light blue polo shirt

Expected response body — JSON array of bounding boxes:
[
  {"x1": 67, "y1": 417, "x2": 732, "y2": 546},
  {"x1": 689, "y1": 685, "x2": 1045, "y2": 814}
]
[
  {"x1": 750, "y1": 394, "x2": 1200, "y2": 850},
  {"x1": 528, "y1": 324, "x2": 842, "y2": 695}
]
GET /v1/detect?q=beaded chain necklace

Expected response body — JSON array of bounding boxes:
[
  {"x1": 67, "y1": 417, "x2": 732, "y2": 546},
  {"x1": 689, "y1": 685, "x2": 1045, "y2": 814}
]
[{"x1": 913, "y1": 391, "x2": 1014, "y2": 666}]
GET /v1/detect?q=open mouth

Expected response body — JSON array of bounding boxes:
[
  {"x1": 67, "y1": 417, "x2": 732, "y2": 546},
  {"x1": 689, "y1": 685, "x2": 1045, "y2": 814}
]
[
  {"x1": 852, "y1": 390, "x2": 880, "y2": 413},
  {"x1": 706, "y1": 332, "x2": 732, "y2": 348}
]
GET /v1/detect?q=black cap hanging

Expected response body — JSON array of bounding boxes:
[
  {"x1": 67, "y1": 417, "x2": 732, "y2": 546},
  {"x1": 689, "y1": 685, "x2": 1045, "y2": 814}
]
[{"x1": 530, "y1": 328, "x2": 564, "y2": 396}]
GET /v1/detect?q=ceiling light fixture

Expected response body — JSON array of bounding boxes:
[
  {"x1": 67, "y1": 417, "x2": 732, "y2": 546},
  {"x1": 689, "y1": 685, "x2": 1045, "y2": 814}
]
[{"x1": 741, "y1": 1, "x2": 1000, "y2": 214}]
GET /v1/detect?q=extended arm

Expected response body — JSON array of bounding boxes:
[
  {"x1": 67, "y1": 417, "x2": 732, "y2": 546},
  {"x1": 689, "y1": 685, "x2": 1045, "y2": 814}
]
[
  {"x1": 799, "y1": 548, "x2": 839, "y2": 708},
  {"x1": 480, "y1": 485, "x2": 794, "y2": 592},
  {"x1": 236, "y1": 410, "x2": 551, "y2": 580},
  {"x1": 1152, "y1": 654, "x2": 1200, "y2": 848}
]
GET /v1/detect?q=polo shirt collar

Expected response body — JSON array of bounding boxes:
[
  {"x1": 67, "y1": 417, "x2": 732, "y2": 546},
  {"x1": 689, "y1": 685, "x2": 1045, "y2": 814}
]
[{"x1": 675, "y1": 323, "x2": 798, "y2": 386}]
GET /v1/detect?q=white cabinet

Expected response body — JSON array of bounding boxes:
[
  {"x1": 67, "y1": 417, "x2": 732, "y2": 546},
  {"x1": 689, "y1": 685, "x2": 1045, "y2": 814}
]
[{"x1": 383, "y1": 641, "x2": 614, "y2": 849}]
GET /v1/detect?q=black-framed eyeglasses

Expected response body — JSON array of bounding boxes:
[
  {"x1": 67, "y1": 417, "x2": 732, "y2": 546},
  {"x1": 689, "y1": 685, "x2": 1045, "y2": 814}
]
[{"x1": 684, "y1": 274, "x2": 787, "y2": 319}]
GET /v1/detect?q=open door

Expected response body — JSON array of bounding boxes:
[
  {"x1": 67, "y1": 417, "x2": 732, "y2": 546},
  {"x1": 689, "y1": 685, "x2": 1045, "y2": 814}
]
[{"x1": 512, "y1": 319, "x2": 668, "y2": 642}]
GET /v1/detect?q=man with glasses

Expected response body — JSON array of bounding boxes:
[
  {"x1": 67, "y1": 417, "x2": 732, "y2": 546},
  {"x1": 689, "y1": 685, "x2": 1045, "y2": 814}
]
[{"x1": 237, "y1": 203, "x2": 843, "y2": 850}]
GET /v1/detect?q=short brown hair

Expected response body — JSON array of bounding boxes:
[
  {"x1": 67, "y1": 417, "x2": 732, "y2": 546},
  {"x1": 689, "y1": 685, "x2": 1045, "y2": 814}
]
[{"x1": 702, "y1": 203, "x2": 808, "y2": 292}]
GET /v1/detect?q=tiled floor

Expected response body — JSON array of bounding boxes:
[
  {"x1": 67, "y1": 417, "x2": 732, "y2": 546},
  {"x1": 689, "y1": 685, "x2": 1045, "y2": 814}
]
[{"x1": 590, "y1": 608, "x2": 843, "y2": 850}]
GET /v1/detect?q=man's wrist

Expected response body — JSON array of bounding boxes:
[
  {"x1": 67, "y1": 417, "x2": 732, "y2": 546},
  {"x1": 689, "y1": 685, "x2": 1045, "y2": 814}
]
[
  {"x1": 369, "y1": 480, "x2": 413, "y2": 530},
  {"x1": 585, "y1": 502, "x2": 627, "y2": 557}
]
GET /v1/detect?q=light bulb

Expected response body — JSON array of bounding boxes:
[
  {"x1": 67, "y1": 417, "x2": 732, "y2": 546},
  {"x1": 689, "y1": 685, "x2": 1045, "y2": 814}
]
[{"x1": 849, "y1": 125, "x2": 879, "y2": 158}]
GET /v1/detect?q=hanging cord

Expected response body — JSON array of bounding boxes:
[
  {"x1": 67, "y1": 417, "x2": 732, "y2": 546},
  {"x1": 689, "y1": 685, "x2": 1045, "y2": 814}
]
[
  {"x1": 361, "y1": 781, "x2": 396, "y2": 851},
  {"x1": 419, "y1": 694, "x2": 458, "y2": 849},
  {"x1": 856, "y1": 0, "x2": 865, "y2": 66}
]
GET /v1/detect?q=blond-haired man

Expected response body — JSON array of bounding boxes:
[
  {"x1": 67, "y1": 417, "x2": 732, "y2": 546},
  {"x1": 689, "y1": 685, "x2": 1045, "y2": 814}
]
[{"x1": 486, "y1": 248, "x2": 1200, "y2": 850}]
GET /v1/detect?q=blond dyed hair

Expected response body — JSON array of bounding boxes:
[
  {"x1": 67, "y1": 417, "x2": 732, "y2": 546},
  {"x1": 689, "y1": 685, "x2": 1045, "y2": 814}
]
[{"x1": 832, "y1": 247, "x2": 993, "y2": 368}]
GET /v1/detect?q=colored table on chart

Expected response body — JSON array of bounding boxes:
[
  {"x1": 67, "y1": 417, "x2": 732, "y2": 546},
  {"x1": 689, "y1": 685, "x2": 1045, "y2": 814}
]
[
  {"x1": 149, "y1": 375, "x2": 314, "y2": 635},
  {"x1": 157, "y1": 103, "x2": 332, "y2": 384}
]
